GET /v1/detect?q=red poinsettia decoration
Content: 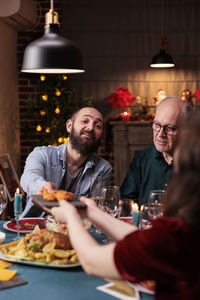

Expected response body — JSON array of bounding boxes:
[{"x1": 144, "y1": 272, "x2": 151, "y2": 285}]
[
  {"x1": 108, "y1": 87, "x2": 136, "y2": 109},
  {"x1": 193, "y1": 90, "x2": 200, "y2": 101}
]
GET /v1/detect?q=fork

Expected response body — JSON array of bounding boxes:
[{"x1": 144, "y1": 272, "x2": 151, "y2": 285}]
[{"x1": 8, "y1": 218, "x2": 44, "y2": 229}]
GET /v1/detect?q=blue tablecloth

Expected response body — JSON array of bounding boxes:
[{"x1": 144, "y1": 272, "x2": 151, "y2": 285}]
[{"x1": 0, "y1": 221, "x2": 154, "y2": 300}]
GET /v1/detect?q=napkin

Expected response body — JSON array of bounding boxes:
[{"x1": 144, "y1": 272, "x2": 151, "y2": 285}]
[
  {"x1": 97, "y1": 278, "x2": 139, "y2": 300},
  {"x1": 0, "y1": 275, "x2": 27, "y2": 290},
  {"x1": 0, "y1": 259, "x2": 28, "y2": 290},
  {"x1": 106, "y1": 278, "x2": 137, "y2": 297}
]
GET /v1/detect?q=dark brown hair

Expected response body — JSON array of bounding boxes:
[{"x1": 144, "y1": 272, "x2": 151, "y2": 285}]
[{"x1": 163, "y1": 109, "x2": 200, "y2": 228}]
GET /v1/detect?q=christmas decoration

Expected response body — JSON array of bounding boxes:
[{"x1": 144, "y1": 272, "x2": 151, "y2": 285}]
[
  {"x1": 108, "y1": 87, "x2": 136, "y2": 109},
  {"x1": 21, "y1": 75, "x2": 93, "y2": 146},
  {"x1": 193, "y1": 90, "x2": 200, "y2": 101},
  {"x1": 180, "y1": 89, "x2": 193, "y2": 105},
  {"x1": 153, "y1": 89, "x2": 166, "y2": 105}
]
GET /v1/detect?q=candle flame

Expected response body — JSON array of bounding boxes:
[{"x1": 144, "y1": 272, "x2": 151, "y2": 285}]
[
  {"x1": 16, "y1": 188, "x2": 20, "y2": 194},
  {"x1": 132, "y1": 202, "x2": 139, "y2": 212},
  {"x1": 140, "y1": 204, "x2": 144, "y2": 212}
]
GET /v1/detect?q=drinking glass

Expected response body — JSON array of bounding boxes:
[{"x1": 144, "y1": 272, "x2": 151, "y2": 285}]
[
  {"x1": 101, "y1": 186, "x2": 120, "y2": 218},
  {"x1": 148, "y1": 190, "x2": 165, "y2": 220},
  {"x1": 139, "y1": 204, "x2": 151, "y2": 229},
  {"x1": 90, "y1": 176, "x2": 103, "y2": 234},
  {"x1": 90, "y1": 176, "x2": 103, "y2": 207},
  {"x1": 0, "y1": 184, "x2": 7, "y2": 223}
]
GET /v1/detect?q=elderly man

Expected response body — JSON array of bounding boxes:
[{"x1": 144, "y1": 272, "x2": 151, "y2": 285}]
[
  {"x1": 21, "y1": 107, "x2": 112, "y2": 217},
  {"x1": 120, "y1": 96, "x2": 192, "y2": 206}
]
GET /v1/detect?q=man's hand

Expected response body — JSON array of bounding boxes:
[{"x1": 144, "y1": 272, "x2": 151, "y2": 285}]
[{"x1": 36, "y1": 182, "x2": 56, "y2": 195}]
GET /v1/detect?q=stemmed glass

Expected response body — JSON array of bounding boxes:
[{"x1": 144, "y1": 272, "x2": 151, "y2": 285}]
[
  {"x1": 90, "y1": 176, "x2": 103, "y2": 234},
  {"x1": 101, "y1": 186, "x2": 120, "y2": 218},
  {"x1": 148, "y1": 190, "x2": 165, "y2": 220},
  {"x1": 139, "y1": 204, "x2": 151, "y2": 229},
  {"x1": 101, "y1": 185, "x2": 120, "y2": 243},
  {"x1": 0, "y1": 184, "x2": 7, "y2": 224}
]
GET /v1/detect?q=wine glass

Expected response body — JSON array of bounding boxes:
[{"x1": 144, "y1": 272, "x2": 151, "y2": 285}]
[
  {"x1": 0, "y1": 184, "x2": 7, "y2": 222},
  {"x1": 101, "y1": 186, "x2": 120, "y2": 243},
  {"x1": 101, "y1": 186, "x2": 120, "y2": 217},
  {"x1": 90, "y1": 176, "x2": 103, "y2": 207},
  {"x1": 148, "y1": 190, "x2": 165, "y2": 220},
  {"x1": 139, "y1": 204, "x2": 151, "y2": 229},
  {"x1": 90, "y1": 176, "x2": 103, "y2": 234}
]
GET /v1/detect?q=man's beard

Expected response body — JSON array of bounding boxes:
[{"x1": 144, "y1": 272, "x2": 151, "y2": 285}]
[{"x1": 69, "y1": 126, "x2": 101, "y2": 156}]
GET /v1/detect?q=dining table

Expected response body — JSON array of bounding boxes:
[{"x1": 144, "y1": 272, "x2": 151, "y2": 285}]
[{"x1": 0, "y1": 220, "x2": 154, "y2": 300}]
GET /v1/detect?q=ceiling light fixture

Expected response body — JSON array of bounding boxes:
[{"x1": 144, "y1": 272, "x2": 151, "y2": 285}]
[
  {"x1": 21, "y1": 0, "x2": 85, "y2": 74},
  {"x1": 150, "y1": 36, "x2": 175, "y2": 68},
  {"x1": 150, "y1": 0, "x2": 175, "y2": 68}
]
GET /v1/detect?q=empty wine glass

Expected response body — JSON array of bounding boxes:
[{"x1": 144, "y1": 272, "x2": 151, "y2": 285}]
[
  {"x1": 90, "y1": 176, "x2": 103, "y2": 207},
  {"x1": 101, "y1": 186, "x2": 120, "y2": 243},
  {"x1": 139, "y1": 204, "x2": 152, "y2": 229},
  {"x1": 148, "y1": 190, "x2": 165, "y2": 220},
  {"x1": 0, "y1": 184, "x2": 7, "y2": 223},
  {"x1": 90, "y1": 176, "x2": 103, "y2": 234},
  {"x1": 101, "y1": 186, "x2": 120, "y2": 217}
]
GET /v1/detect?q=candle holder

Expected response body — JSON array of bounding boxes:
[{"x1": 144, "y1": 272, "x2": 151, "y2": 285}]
[
  {"x1": 14, "y1": 188, "x2": 23, "y2": 239},
  {"x1": 121, "y1": 111, "x2": 131, "y2": 122}
]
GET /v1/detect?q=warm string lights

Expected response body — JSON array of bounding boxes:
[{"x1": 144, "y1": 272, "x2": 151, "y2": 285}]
[{"x1": 35, "y1": 75, "x2": 66, "y2": 143}]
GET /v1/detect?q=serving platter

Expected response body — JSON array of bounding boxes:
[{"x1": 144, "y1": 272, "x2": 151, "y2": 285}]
[
  {"x1": 0, "y1": 252, "x2": 81, "y2": 269},
  {"x1": 31, "y1": 194, "x2": 86, "y2": 208}
]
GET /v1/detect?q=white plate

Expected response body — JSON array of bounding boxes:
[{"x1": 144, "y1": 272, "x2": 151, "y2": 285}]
[
  {"x1": 3, "y1": 217, "x2": 45, "y2": 233},
  {"x1": 0, "y1": 252, "x2": 81, "y2": 269}
]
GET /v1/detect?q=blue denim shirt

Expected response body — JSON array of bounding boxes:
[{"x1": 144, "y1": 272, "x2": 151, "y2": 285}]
[{"x1": 20, "y1": 142, "x2": 112, "y2": 217}]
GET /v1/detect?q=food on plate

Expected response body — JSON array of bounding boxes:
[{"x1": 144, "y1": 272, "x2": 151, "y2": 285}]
[
  {"x1": 42, "y1": 189, "x2": 74, "y2": 202},
  {"x1": 0, "y1": 228, "x2": 78, "y2": 265},
  {"x1": 27, "y1": 229, "x2": 71, "y2": 250},
  {"x1": 44, "y1": 215, "x2": 91, "y2": 235}
]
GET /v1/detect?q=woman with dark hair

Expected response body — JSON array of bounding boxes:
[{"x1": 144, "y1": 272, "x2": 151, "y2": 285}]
[{"x1": 51, "y1": 110, "x2": 200, "y2": 300}]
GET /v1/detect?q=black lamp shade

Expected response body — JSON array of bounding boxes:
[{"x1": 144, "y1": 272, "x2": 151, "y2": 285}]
[
  {"x1": 22, "y1": 24, "x2": 85, "y2": 73},
  {"x1": 150, "y1": 49, "x2": 175, "y2": 68}
]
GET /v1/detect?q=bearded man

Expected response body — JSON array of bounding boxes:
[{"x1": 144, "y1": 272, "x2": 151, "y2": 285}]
[{"x1": 20, "y1": 107, "x2": 112, "y2": 217}]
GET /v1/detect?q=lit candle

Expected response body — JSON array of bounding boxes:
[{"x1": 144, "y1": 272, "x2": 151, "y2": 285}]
[
  {"x1": 121, "y1": 111, "x2": 131, "y2": 122},
  {"x1": 131, "y1": 202, "x2": 139, "y2": 227},
  {"x1": 14, "y1": 188, "x2": 22, "y2": 216}
]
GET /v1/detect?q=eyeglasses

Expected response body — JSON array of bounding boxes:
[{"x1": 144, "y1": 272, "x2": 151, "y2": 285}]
[{"x1": 152, "y1": 122, "x2": 177, "y2": 136}]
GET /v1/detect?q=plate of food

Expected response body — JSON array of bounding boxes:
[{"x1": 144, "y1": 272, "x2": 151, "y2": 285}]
[
  {"x1": 3, "y1": 217, "x2": 45, "y2": 233},
  {"x1": 44, "y1": 215, "x2": 91, "y2": 235},
  {"x1": 0, "y1": 228, "x2": 81, "y2": 268},
  {"x1": 31, "y1": 189, "x2": 86, "y2": 209}
]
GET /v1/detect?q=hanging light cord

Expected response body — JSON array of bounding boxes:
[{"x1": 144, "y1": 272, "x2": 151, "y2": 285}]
[{"x1": 50, "y1": 0, "x2": 54, "y2": 11}]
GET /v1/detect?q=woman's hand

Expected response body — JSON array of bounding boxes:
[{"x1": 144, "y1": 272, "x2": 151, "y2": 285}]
[{"x1": 51, "y1": 200, "x2": 77, "y2": 224}]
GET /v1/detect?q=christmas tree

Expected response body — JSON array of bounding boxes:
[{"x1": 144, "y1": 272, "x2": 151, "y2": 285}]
[{"x1": 22, "y1": 75, "x2": 93, "y2": 146}]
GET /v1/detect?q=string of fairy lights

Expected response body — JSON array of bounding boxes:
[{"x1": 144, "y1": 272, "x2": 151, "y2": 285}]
[{"x1": 35, "y1": 74, "x2": 69, "y2": 145}]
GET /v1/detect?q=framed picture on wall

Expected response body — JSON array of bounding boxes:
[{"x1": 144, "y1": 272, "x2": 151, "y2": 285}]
[{"x1": 0, "y1": 153, "x2": 22, "y2": 201}]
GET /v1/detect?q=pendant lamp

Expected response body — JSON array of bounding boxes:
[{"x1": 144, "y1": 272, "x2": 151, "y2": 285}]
[
  {"x1": 21, "y1": 0, "x2": 85, "y2": 74},
  {"x1": 150, "y1": 0, "x2": 175, "y2": 68},
  {"x1": 150, "y1": 36, "x2": 175, "y2": 68}
]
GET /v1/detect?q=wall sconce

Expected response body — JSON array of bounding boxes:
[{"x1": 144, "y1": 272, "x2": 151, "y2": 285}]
[{"x1": 21, "y1": 0, "x2": 85, "y2": 74}]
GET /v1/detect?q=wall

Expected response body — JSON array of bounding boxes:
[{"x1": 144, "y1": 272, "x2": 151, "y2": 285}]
[
  {"x1": 0, "y1": 0, "x2": 36, "y2": 174},
  {"x1": 62, "y1": 0, "x2": 200, "y2": 119}
]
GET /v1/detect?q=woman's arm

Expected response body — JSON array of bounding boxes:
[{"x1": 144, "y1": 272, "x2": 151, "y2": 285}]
[
  {"x1": 51, "y1": 201, "x2": 121, "y2": 278},
  {"x1": 81, "y1": 197, "x2": 137, "y2": 241}
]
